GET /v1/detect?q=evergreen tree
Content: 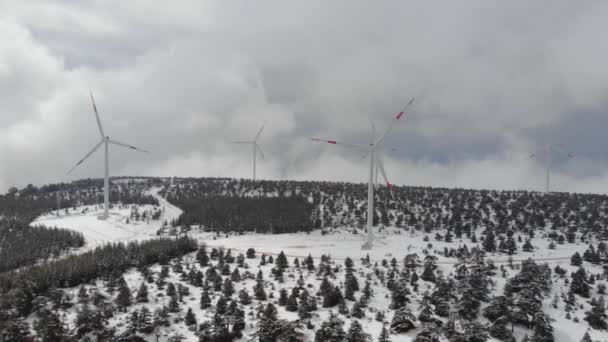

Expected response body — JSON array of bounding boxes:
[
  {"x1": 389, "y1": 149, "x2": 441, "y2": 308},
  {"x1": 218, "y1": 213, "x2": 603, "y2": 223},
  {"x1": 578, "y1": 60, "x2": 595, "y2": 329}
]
[
  {"x1": 391, "y1": 307, "x2": 417, "y2": 333},
  {"x1": 390, "y1": 278, "x2": 411, "y2": 310},
  {"x1": 200, "y1": 287, "x2": 212, "y2": 309},
  {"x1": 570, "y1": 267, "x2": 590, "y2": 298},
  {"x1": 378, "y1": 323, "x2": 392, "y2": 342},
  {"x1": 570, "y1": 252, "x2": 583, "y2": 266},
  {"x1": 197, "y1": 245, "x2": 210, "y2": 266},
  {"x1": 34, "y1": 309, "x2": 68, "y2": 341},
  {"x1": 351, "y1": 298, "x2": 366, "y2": 318},
  {"x1": 314, "y1": 312, "x2": 346, "y2": 342},
  {"x1": 77, "y1": 285, "x2": 89, "y2": 304},
  {"x1": 584, "y1": 296, "x2": 608, "y2": 330},
  {"x1": 136, "y1": 282, "x2": 149, "y2": 303},
  {"x1": 238, "y1": 289, "x2": 252, "y2": 305},
  {"x1": 580, "y1": 332, "x2": 592, "y2": 342},
  {"x1": 346, "y1": 319, "x2": 371, "y2": 342},
  {"x1": 168, "y1": 294, "x2": 180, "y2": 312},
  {"x1": 185, "y1": 307, "x2": 197, "y2": 326},
  {"x1": 522, "y1": 239, "x2": 533, "y2": 252},
  {"x1": 345, "y1": 268, "x2": 359, "y2": 301},
  {"x1": 223, "y1": 278, "x2": 235, "y2": 297},
  {"x1": 531, "y1": 312, "x2": 554, "y2": 342},
  {"x1": 116, "y1": 277, "x2": 132, "y2": 311},
  {"x1": 74, "y1": 305, "x2": 110, "y2": 339},
  {"x1": 305, "y1": 254, "x2": 315, "y2": 271},
  {"x1": 254, "y1": 279, "x2": 267, "y2": 300},
  {"x1": 286, "y1": 293, "x2": 299, "y2": 312},
  {"x1": 483, "y1": 230, "x2": 496, "y2": 252},
  {"x1": 278, "y1": 288, "x2": 289, "y2": 306},
  {"x1": 276, "y1": 251, "x2": 289, "y2": 270}
]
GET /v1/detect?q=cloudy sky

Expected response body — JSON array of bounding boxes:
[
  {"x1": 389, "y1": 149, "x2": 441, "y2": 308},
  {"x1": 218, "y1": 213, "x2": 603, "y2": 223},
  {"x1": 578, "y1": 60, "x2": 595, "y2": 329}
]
[{"x1": 1, "y1": 1, "x2": 608, "y2": 194}]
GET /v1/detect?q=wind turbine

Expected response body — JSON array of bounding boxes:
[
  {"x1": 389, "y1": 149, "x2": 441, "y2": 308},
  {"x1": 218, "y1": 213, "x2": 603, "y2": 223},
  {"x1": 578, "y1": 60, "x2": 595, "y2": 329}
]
[
  {"x1": 530, "y1": 144, "x2": 573, "y2": 193},
  {"x1": 232, "y1": 124, "x2": 265, "y2": 181},
  {"x1": 67, "y1": 91, "x2": 148, "y2": 220},
  {"x1": 312, "y1": 97, "x2": 414, "y2": 250}
]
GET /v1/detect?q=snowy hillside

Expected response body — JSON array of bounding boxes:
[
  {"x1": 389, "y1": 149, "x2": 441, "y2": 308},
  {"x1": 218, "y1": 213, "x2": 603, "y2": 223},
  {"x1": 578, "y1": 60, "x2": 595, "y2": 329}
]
[{"x1": 1, "y1": 177, "x2": 608, "y2": 342}]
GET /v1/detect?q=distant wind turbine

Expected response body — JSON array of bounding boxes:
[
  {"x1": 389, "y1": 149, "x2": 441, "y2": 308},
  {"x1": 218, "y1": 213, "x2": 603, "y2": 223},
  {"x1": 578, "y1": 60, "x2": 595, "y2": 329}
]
[
  {"x1": 530, "y1": 144, "x2": 573, "y2": 194},
  {"x1": 67, "y1": 91, "x2": 148, "y2": 220},
  {"x1": 312, "y1": 97, "x2": 414, "y2": 250},
  {"x1": 232, "y1": 124, "x2": 266, "y2": 181}
]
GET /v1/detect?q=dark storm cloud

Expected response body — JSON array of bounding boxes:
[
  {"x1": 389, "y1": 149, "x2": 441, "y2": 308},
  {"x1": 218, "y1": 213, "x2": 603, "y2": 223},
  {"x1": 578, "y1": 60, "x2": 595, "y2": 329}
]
[{"x1": 1, "y1": 0, "x2": 608, "y2": 193}]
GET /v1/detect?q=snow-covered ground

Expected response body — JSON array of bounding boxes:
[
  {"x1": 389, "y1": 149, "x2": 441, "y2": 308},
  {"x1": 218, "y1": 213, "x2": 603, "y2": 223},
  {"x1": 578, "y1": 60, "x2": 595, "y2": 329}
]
[
  {"x1": 26, "y1": 189, "x2": 608, "y2": 342},
  {"x1": 192, "y1": 227, "x2": 590, "y2": 266},
  {"x1": 31, "y1": 188, "x2": 182, "y2": 250}
]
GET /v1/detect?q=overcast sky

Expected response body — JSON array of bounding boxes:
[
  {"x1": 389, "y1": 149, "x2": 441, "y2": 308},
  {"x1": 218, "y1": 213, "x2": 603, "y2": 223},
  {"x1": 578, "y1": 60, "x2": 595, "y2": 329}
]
[{"x1": 1, "y1": 1, "x2": 608, "y2": 194}]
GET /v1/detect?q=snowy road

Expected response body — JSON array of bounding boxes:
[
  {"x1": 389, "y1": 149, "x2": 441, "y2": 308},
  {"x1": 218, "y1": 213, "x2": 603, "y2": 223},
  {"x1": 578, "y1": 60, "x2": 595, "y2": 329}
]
[{"x1": 31, "y1": 187, "x2": 182, "y2": 251}]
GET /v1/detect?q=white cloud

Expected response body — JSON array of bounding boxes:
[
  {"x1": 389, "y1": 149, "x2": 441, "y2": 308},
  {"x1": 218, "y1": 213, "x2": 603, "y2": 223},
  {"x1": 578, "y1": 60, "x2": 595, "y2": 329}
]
[{"x1": 1, "y1": 1, "x2": 608, "y2": 194}]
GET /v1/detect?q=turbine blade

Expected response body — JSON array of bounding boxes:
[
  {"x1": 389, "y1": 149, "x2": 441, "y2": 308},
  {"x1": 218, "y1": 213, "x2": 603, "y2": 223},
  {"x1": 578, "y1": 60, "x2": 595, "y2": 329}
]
[
  {"x1": 376, "y1": 154, "x2": 394, "y2": 196},
  {"x1": 551, "y1": 145, "x2": 574, "y2": 158},
  {"x1": 90, "y1": 90, "x2": 105, "y2": 138},
  {"x1": 256, "y1": 143, "x2": 265, "y2": 159},
  {"x1": 255, "y1": 124, "x2": 265, "y2": 141},
  {"x1": 375, "y1": 97, "x2": 415, "y2": 146},
  {"x1": 232, "y1": 141, "x2": 254, "y2": 144},
  {"x1": 108, "y1": 139, "x2": 149, "y2": 153},
  {"x1": 310, "y1": 138, "x2": 366, "y2": 150},
  {"x1": 67, "y1": 139, "x2": 104, "y2": 174}
]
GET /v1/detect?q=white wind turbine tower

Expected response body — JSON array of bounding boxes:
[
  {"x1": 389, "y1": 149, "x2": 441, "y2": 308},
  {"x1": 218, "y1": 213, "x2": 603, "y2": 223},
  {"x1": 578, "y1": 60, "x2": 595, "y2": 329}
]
[
  {"x1": 312, "y1": 98, "x2": 414, "y2": 250},
  {"x1": 232, "y1": 124, "x2": 266, "y2": 181},
  {"x1": 530, "y1": 144, "x2": 573, "y2": 193},
  {"x1": 67, "y1": 91, "x2": 149, "y2": 220}
]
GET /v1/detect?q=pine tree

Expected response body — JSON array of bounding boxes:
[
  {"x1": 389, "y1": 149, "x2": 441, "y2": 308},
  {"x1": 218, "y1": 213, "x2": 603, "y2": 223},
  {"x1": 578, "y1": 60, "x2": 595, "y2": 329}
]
[
  {"x1": 77, "y1": 285, "x2": 89, "y2": 304},
  {"x1": 531, "y1": 312, "x2": 554, "y2": 342},
  {"x1": 136, "y1": 282, "x2": 149, "y2": 303},
  {"x1": 286, "y1": 293, "x2": 299, "y2": 312},
  {"x1": 570, "y1": 267, "x2": 590, "y2": 298},
  {"x1": 305, "y1": 254, "x2": 315, "y2": 271},
  {"x1": 314, "y1": 312, "x2": 346, "y2": 342},
  {"x1": 584, "y1": 296, "x2": 608, "y2": 330},
  {"x1": 417, "y1": 294, "x2": 435, "y2": 323},
  {"x1": 346, "y1": 319, "x2": 371, "y2": 342},
  {"x1": 197, "y1": 245, "x2": 210, "y2": 266},
  {"x1": 570, "y1": 252, "x2": 583, "y2": 266},
  {"x1": 390, "y1": 307, "x2": 417, "y2": 333},
  {"x1": 276, "y1": 251, "x2": 289, "y2": 270},
  {"x1": 231, "y1": 268, "x2": 241, "y2": 282},
  {"x1": 74, "y1": 305, "x2": 109, "y2": 339},
  {"x1": 278, "y1": 288, "x2": 289, "y2": 306},
  {"x1": 580, "y1": 332, "x2": 592, "y2": 342},
  {"x1": 139, "y1": 306, "x2": 152, "y2": 333},
  {"x1": 390, "y1": 278, "x2": 411, "y2": 310},
  {"x1": 246, "y1": 248, "x2": 256, "y2": 259},
  {"x1": 168, "y1": 294, "x2": 180, "y2": 312},
  {"x1": 378, "y1": 323, "x2": 392, "y2": 342},
  {"x1": 34, "y1": 309, "x2": 67, "y2": 341},
  {"x1": 522, "y1": 239, "x2": 533, "y2": 252},
  {"x1": 185, "y1": 307, "x2": 197, "y2": 326},
  {"x1": 345, "y1": 268, "x2": 359, "y2": 301},
  {"x1": 116, "y1": 277, "x2": 132, "y2": 311},
  {"x1": 483, "y1": 230, "x2": 496, "y2": 252},
  {"x1": 254, "y1": 279, "x2": 267, "y2": 300},
  {"x1": 239, "y1": 289, "x2": 251, "y2": 305},
  {"x1": 223, "y1": 278, "x2": 235, "y2": 297},
  {"x1": 351, "y1": 298, "x2": 366, "y2": 318},
  {"x1": 200, "y1": 287, "x2": 212, "y2": 309}
]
